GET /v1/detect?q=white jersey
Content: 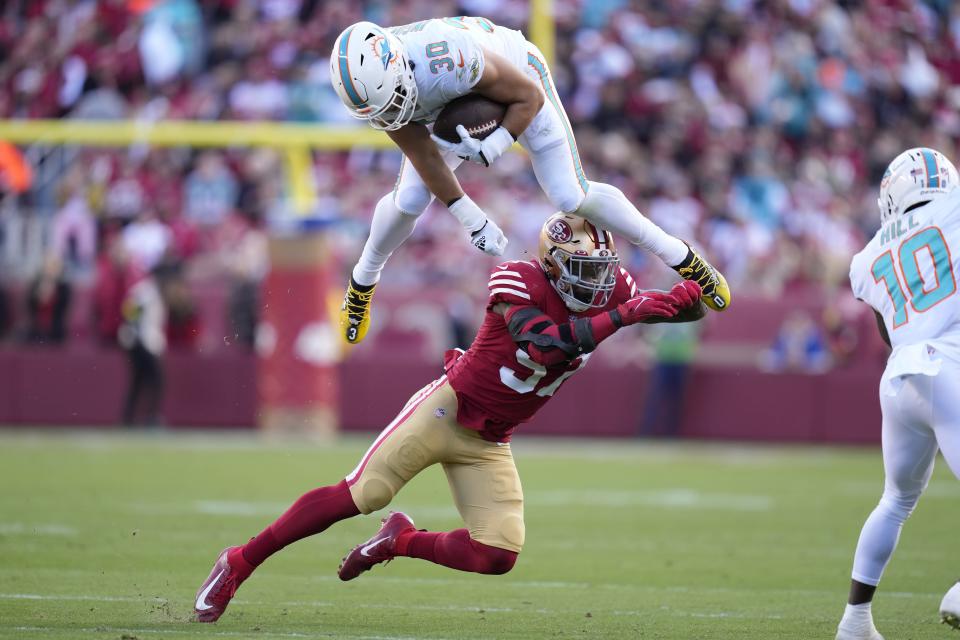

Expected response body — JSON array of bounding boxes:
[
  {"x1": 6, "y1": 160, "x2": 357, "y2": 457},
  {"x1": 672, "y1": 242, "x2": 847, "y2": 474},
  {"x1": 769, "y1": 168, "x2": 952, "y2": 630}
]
[
  {"x1": 391, "y1": 17, "x2": 529, "y2": 124},
  {"x1": 850, "y1": 188, "x2": 960, "y2": 393}
]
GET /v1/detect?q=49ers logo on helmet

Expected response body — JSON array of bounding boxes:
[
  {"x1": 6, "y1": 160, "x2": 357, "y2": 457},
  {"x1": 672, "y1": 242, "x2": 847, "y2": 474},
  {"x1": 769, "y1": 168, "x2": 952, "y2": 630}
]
[{"x1": 547, "y1": 219, "x2": 573, "y2": 244}]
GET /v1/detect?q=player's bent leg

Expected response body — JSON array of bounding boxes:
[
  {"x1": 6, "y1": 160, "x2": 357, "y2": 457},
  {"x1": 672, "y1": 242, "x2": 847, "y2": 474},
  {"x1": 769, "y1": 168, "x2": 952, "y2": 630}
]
[
  {"x1": 394, "y1": 526, "x2": 519, "y2": 575},
  {"x1": 342, "y1": 192, "x2": 421, "y2": 344},
  {"x1": 577, "y1": 182, "x2": 731, "y2": 310},
  {"x1": 837, "y1": 382, "x2": 937, "y2": 638},
  {"x1": 389, "y1": 422, "x2": 524, "y2": 573},
  {"x1": 347, "y1": 396, "x2": 523, "y2": 576},
  {"x1": 338, "y1": 377, "x2": 458, "y2": 579},
  {"x1": 851, "y1": 385, "x2": 937, "y2": 588},
  {"x1": 520, "y1": 51, "x2": 732, "y2": 306}
]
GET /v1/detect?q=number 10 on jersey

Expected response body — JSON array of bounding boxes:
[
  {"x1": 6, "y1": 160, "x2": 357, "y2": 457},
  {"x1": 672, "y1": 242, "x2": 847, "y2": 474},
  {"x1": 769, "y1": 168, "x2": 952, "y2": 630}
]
[{"x1": 871, "y1": 226, "x2": 957, "y2": 328}]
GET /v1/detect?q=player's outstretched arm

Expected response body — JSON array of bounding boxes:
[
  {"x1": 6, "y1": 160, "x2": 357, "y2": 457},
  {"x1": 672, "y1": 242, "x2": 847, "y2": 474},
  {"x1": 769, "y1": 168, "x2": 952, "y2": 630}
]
[
  {"x1": 389, "y1": 123, "x2": 507, "y2": 255},
  {"x1": 495, "y1": 288, "x2": 688, "y2": 367}
]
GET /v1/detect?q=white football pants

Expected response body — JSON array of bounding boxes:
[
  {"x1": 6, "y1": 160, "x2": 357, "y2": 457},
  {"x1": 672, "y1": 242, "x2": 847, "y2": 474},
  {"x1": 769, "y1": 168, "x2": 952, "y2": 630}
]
[
  {"x1": 351, "y1": 46, "x2": 686, "y2": 287},
  {"x1": 850, "y1": 357, "x2": 960, "y2": 586}
]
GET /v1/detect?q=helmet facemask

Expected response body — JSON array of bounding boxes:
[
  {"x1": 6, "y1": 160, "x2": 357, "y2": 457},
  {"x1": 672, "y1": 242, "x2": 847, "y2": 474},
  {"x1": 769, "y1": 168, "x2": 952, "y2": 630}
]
[
  {"x1": 367, "y1": 54, "x2": 418, "y2": 131},
  {"x1": 546, "y1": 248, "x2": 619, "y2": 312}
]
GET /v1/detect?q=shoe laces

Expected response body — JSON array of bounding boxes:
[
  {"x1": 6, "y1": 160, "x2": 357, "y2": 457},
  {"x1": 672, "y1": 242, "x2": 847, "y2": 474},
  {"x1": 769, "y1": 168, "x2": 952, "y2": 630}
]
[
  {"x1": 343, "y1": 286, "x2": 375, "y2": 316},
  {"x1": 678, "y1": 255, "x2": 718, "y2": 292}
]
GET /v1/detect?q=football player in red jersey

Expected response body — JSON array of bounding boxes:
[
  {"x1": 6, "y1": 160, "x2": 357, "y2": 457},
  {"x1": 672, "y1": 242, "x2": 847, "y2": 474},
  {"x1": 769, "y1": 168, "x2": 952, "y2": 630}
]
[{"x1": 194, "y1": 213, "x2": 705, "y2": 622}]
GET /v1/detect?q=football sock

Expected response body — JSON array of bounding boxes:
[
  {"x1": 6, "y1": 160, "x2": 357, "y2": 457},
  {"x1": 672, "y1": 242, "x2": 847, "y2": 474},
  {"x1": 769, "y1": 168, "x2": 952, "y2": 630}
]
[
  {"x1": 241, "y1": 480, "x2": 360, "y2": 568},
  {"x1": 850, "y1": 489, "x2": 919, "y2": 586},
  {"x1": 839, "y1": 602, "x2": 876, "y2": 631},
  {"x1": 577, "y1": 181, "x2": 688, "y2": 266},
  {"x1": 394, "y1": 528, "x2": 518, "y2": 575},
  {"x1": 352, "y1": 193, "x2": 420, "y2": 287},
  {"x1": 848, "y1": 579, "x2": 877, "y2": 605}
]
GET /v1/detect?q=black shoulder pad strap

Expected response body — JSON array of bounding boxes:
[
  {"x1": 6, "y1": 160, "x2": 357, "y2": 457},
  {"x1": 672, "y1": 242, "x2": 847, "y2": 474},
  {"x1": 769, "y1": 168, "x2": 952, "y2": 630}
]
[
  {"x1": 506, "y1": 306, "x2": 543, "y2": 337},
  {"x1": 505, "y1": 306, "x2": 579, "y2": 356}
]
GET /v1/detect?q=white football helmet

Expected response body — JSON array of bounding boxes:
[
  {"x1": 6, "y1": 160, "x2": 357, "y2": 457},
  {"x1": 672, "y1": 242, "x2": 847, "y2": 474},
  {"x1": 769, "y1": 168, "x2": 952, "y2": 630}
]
[
  {"x1": 330, "y1": 22, "x2": 418, "y2": 131},
  {"x1": 539, "y1": 213, "x2": 620, "y2": 312},
  {"x1": 878, "y1": 147, "x2": 959, "y2": 223}
]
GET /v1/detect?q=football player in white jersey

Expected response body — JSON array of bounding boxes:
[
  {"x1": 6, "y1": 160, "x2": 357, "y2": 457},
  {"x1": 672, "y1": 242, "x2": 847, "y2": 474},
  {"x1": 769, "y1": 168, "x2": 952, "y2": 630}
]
[
  {"x1": 837, "y1": 147, "x2": 960, "y2": 639},
  {"x1": 329, "y1": 17, "x2": 731, "y2": 343}
]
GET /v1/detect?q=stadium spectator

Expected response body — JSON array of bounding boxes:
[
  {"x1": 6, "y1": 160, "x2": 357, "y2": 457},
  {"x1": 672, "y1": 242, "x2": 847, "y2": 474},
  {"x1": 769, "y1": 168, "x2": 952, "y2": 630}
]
[
  {"x1": 163, "y1": 263, "x2": 202, "y2": 350},
  {"x1": 121, "y1": 206, "x2": 173, "y2": 271},
  {"x1": 217, "y1": 211, "x2": 269, "y2": 349},
  {"x1": 50, "y1": 169, "x2": 97, "y2": 273},
  {"x1": 183, "y1": 151, "x2": 238, "y2": 228},
  {"x1": 93, "y1": 233, "x2": 137, "y2": 345},
  {"x1": 119, "y1": 266, "x2": 169, "y2": 427},
  {"x1": 639, "y1": 320, "x2": 701, "y2": 438},
  {"x1": 0, "y1": 0, "x2": 957, "y2": 365},
  {"x1": 24, "y1": 254, "x2": 71, "y2": 345},
  {"x1": 760, "y1": 310, "x2": 832, "y2": 374}
]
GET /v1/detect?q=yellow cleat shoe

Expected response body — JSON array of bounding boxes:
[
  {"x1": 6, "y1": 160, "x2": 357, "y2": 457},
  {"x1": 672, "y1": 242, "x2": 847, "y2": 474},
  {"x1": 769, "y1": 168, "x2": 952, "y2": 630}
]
[
  {"x1": 340, "y1": 277, "x2": 377, "y2": 344},
  {"x1": 673, "y1": 244, "x2": 731, "y2": 311}
]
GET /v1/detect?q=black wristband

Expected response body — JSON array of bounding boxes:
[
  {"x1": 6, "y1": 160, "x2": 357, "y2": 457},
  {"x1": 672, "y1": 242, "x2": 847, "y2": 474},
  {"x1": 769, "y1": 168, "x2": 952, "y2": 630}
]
[
  {"x1": 609, "y1": 309, "x2": 623, "y2": 328},
  {"x1": 446, "y1": 196, "x2": 463, "y2": 208}
]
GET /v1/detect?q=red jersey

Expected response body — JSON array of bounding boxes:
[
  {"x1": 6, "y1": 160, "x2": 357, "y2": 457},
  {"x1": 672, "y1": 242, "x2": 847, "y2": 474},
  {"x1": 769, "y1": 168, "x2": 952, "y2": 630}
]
[{"x1": 446, "y1": 259, "x2": 638, "y2": 442}]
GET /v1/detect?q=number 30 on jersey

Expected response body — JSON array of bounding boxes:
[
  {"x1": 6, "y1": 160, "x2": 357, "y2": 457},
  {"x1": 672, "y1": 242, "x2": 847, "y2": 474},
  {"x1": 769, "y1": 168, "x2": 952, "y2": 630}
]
[{"x1": 872, "y1": 226, "x2": 957, "y2": 328}]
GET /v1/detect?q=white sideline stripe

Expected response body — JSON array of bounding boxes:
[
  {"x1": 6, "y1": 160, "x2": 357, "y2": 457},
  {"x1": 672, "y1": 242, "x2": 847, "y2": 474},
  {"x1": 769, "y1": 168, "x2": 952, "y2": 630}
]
[
  {"x1": 0, "y1": 523, "x2": 77, "y2": 536},
  {"x1": 1, "y1": 582, "x2": 944, "y2": 599},
  {"x1": 488, "y1": 278, "x2": 527, "y2": 289},
  {"x1": 0, "y1": 593, "x2": 160, "y2": 603},
  {"x1": 193, "y1": 500, "x2": 289, "y2": 516},
  {"x1": 9, "y1": 626, "x2": 431, "y2": 640},
  {"x1": 527, "y1": 489, "x2": 773, "y2": 511},
  {"x1": 489, "y1": 287, "x2": 531, "y2": 300},
  {"x1": 0, "y1": 585, "x2": 942, "y2": 609}
]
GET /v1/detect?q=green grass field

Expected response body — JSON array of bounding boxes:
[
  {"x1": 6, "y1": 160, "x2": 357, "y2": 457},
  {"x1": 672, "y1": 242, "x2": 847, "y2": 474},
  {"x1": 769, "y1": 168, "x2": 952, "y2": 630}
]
[{"x1": 0, "y1": 430, "x2": 957, "y2": 640}]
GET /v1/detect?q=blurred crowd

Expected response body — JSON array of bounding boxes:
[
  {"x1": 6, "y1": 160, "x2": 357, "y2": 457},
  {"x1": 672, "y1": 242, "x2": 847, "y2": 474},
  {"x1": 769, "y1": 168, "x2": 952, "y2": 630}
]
[{"x1": 0, "y1": 0, "x2": 957, "y2": 372}]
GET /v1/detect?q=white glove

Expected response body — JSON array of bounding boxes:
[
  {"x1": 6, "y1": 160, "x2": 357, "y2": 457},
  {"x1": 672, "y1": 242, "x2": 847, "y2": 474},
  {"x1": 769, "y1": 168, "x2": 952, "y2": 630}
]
[
  {"x1": 431, "y1": 125, "x2": 514, "y2": 167},
  {"x1": 448, "y1": 194, "x2": 508, "y2": 256},
  {"x1": 470, "y1": 218, "x2": 508, "y2": 256}
]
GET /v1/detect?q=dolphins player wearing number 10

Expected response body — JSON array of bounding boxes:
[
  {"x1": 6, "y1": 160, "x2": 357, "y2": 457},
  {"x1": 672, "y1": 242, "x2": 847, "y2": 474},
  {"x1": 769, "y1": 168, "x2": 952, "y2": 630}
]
[
  {"x1": 836, "y1": 148, "x2": 960, "y2": 639},
  {"x1": 327, "y1": 16, "x2": 730, "y2": 345},
  {"x1": 193, "y1": 214, "x2": 705, "y2": 622}
]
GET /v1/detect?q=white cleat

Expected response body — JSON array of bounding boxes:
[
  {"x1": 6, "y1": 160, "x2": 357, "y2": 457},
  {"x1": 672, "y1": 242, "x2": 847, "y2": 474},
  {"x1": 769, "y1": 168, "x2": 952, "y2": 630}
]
[
  {"x1": 836, "y1": 621, "x2": 884, "y2": 640},
  {"x1": 940, "y1": 581, "x2": 960, "y2": 629}
]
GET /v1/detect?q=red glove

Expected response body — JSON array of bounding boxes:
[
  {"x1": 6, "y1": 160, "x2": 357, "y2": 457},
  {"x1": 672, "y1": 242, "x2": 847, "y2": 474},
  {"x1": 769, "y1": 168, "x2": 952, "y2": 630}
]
[
  {"x1": 669, "y1": 280, "x2": 702, "y2": 310},
  {"x1": 614, "y1": 290, "x2": 680, "y2": 326}
]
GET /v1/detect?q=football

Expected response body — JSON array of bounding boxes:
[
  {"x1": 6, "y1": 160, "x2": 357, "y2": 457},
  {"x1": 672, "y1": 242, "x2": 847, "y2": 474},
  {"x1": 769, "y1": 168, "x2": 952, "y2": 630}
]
[{"x1": 433, "y1": 94, "x2": 507, "y2": 143}]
